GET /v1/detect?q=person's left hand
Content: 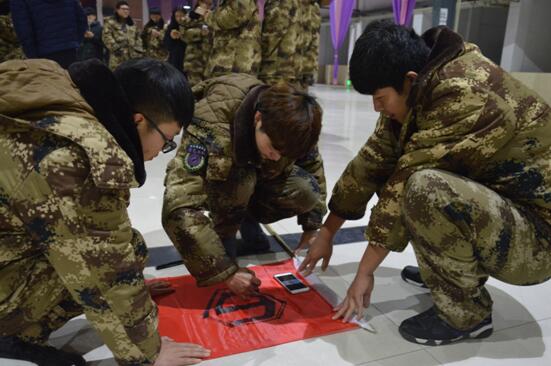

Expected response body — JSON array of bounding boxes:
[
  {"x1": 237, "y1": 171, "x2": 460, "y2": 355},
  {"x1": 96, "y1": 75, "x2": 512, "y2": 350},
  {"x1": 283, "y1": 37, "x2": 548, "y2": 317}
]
[
  {"x1": 147, "y1": 280, "x2": 175, "y2": 297},
  {"x1": 332, "y1": 273, "x2": 374, "y2": 322}
]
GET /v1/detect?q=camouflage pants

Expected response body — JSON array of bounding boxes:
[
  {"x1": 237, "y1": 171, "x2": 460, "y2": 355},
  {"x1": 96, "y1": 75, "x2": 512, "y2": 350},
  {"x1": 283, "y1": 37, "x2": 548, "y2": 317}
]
[
  {"x1": 402, "y1": 169, "x2": 551, "y2": 330},
  {"x1": 207, "y1": 165, "x2": 320, "y2": 240},
  {"x1": 0, "y1": 229, "x2": 148, "y2": 344}
]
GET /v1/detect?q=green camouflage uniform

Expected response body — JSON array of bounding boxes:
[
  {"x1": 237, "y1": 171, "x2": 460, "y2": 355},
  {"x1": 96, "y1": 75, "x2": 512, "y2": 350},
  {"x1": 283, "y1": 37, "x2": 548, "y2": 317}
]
[
  {"x1": 258, "y1": 0, "x2": 299, "y2": 85},
  {"x1": 142, "y1": 24, "x2": 168, "y2": 61},
  {"x1": 102, "y1": 16, "x2": 144, "y2": 69},
  {"x1": 329, "y1": 28, "x2": 551, "y2": 330},
  {"x1": 296, "y1": 0, "x2": 320, "y2": 87},
  {"x1": 0, "y1": 15, "x2": 24, "y2": 63},
  {"x1": 162, "y1": 73, "x2": 326, "y2": 286},
  {"x1": 180, "y1": 17, "x2": 209, "y2": 86},
  {"x1": 203, "y1": 0, "x2": 261, "y2": 79},
  {"x1": 0, "y1": 60, "x2": 160, "y2": 365}
]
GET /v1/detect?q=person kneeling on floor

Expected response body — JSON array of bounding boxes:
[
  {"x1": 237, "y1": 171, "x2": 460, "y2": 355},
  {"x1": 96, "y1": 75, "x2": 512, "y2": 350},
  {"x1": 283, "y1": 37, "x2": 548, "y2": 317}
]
[{"x1": 298, "y1": 20, "x2": 551, "y2": 346}]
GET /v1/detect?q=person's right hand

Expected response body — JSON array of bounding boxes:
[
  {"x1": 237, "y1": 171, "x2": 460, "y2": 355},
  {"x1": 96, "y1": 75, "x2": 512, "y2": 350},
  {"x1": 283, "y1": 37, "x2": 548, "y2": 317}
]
[
  {"x1": 154, "y1": 337, "x2": 210, "y2": 366},
  {"x1": 297, "y1": 226, "x2": 333, "y2": 277},
  {"x1": 84, "y1": 31, "x2": 94, "y2": 38},
  {"x1": 225, "y1": 268, "x2": 261, "y2": 298},
  {"x1": 332, "y1": 273, "x2": 374, "y2": 322}
]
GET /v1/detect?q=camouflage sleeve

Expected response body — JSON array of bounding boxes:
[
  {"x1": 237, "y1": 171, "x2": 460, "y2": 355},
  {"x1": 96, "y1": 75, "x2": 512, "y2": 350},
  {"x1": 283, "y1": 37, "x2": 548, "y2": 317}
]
[
  {"x1": 29, "y1": 146, "x2": 160, "y2": 365},
  {"x1": 101, "y1": 21, "x2": 120, "y2": 53},
  {"x1": 206, "y1": 0, "x2": 256, "y2": 31},
  {"x1": 261, "y1": 2, "x2": 293, "y2": 57},
  {"x1": 366, "y1": 77, "x2": 516, "y2": 252},
  {"x1": 181, "y1": 26, "x2": 203, "y2": 43},
  {"x1": 162, "y1": 136, "x2": 238, "y2": 287},
  {"x1": 328, "y1": 115, "x2": 400, "y2": 220},
  {"x1": 295, "y1": 145, "x2": 327, "y2": 230}
]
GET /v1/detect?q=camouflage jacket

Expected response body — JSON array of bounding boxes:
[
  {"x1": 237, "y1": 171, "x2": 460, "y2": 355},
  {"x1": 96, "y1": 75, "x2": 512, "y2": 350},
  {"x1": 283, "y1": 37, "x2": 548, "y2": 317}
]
[
  {"x1": 0, "y1": 15, "x2": 24, "y2": 63},
  {"x1": 203, "y1": 0, "x2": 261, "y2": 78},
  {"x1": 142, "y1": 24, "x2": 168, "y2": 60},
  {"x1": 179, "y1": 17, "x2": 209, "y2": 81},
  {"x1": 163, "y1": 73, "x2": 327, "y2": 286},
  {"x1": 258, "y1": 0, "x2": 299, "y2": 84},
  {"x1": 102, "y1": 16, "x2": 144, "y2": 68},
  {"x1": 0, "y1": 60, "x2": 159, "y2": 365},
  {"x1": 329, "y1": 27, "x2": 551, "y2": 252}
]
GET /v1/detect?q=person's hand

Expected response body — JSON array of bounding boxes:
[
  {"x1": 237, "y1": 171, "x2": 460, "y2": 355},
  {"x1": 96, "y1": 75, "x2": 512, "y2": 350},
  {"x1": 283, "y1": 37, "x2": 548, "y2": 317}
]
[
  {"x1": 84, "y1": 31, "x2": 94, "y2": 38},
  {"x1": 170, "y1": 29, "x2": 181, "y2": 39},
  {"x1": 295, "y1": 230, "x2": 317, "y2": 253},
  {"x1": 151, "y1": 29, "x2": 161, "y2": 38},
  {"x1": 332, "y1": 274, "x2": 374, "y2": 322},
  {"x1": 297, "y1": 226, "x2": 333, "y2": 276},
  {"x1": 200, "y1": 26, "x2": 209, "y2": 36},
  {"x1": 154, "y1": 337, "x2": 210, "y2": 366},
  {"x1": 147, "y1": 280, "x2": 175, "y2": 297},
  {"x1": 225, "y1": 268, "x2": 261, "y2": 298}
]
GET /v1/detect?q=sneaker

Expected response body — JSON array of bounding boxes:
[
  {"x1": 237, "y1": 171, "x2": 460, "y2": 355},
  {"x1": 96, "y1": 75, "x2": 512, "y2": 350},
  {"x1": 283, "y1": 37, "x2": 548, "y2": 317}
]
[
  {"x1": 399, "y1": 307, "x2": 493, "y2": 346},
  {"x1": 237, "y1": 214, "x2": 271, "y2": 256},
  {"x1": 0, "y1": 336, "x2": 86, "y2": 366},
  {"x1": 401, "y1": 265, "x2": 427, "y2": 288}
]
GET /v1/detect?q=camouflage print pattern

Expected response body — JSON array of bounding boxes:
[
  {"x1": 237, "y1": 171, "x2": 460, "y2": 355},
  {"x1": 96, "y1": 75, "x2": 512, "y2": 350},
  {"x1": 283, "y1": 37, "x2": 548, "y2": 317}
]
[
  {"x1": 142, "y1": 24, "x2": 168, "y2": 61},
  {"x1": 102, "y1": 16, "x2": 144, "y2": 69},
  {"x1": 329, "y1": 28, "x2": 551, "y2": 326},
  {"x1": 0, "y1": 15, "x2": 24, "y2": 63},
  {"x1": 180, "y1": 17, "x2": 209, "y2": 86},
  {"x1": 296, "y1": 0, "x2": 320, "y2": 87},
  {"x1": 203, "y1": 0, "x2": 261, "y2": 78},
  {"x1": 0, "y1": 60, "x2": 160, "y2": 365},
  {"x1": 258, "y1": 0, "x2": 299, "y2": 85},
  {"x1": 403, "y1": 169, "x2": 551, "y2": 329},
  {"x1": 163, "y1": 74, "x2": 326, "y2": 287}
]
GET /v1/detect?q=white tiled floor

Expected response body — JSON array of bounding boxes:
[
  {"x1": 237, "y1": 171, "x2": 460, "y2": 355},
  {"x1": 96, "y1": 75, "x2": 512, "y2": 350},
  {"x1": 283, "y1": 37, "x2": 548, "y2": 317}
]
[{"x1": 4, "y1": 85, "x2": 551, "y2": 365}]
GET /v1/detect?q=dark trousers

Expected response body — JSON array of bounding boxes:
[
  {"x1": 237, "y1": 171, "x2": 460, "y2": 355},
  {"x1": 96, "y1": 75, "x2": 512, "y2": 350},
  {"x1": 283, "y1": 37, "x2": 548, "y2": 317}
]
[{"x1": 42, "y1": 49, "x2": 77, "y2": 69}]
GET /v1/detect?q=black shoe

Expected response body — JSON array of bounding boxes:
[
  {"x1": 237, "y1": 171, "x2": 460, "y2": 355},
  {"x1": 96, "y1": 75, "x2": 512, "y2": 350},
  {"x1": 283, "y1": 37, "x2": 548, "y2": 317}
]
[
  {"x1": 237, "y1": 215, "x2": 271, "y2": 256},
  {"x1": 0, "y1": 336, "x2": 86, "y2": 366},
  {"x1": 399, "y1": 307, "x2": 493, "y2": 346},
  {"x1": 401, "y1": 266, "x2": 427, "y2": 288}
]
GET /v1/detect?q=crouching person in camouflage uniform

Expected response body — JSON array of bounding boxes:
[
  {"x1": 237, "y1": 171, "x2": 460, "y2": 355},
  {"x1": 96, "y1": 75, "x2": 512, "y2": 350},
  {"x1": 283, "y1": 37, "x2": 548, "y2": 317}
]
[
  {"x1": 300, "y1": 21, "x2": 551, "y2": 346},
  {"x1": 0, "y1": 58, "x2": 210, "y2": 365},
  {"x1": 162, "y1": 73, "x2": 326, "y2": 297}
]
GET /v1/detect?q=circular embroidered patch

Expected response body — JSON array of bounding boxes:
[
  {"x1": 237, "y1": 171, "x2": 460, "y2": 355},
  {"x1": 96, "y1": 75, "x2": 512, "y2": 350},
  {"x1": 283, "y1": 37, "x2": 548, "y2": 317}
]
[{"x1": 184, "y1": 144, "x2": 207, "y2": 172}]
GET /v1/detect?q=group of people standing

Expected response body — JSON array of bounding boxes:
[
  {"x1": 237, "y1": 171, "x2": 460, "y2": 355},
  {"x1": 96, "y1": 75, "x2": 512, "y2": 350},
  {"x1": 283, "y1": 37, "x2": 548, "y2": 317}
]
[{"x1": 0, "y1": 0, "x2": 322, "y2": 88}]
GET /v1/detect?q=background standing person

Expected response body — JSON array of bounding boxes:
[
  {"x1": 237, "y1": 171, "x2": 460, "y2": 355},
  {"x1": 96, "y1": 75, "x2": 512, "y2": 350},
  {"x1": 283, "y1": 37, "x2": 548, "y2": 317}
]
[
  {"x1": 0, "y1": 0, "x2": 23, "y2": 63},
  {"x1": 203, "y1": 0, "x2": 261, "y2": 78},
  {"x1": 103, "y1": 0, "x2": 144, "y2": 70},
  {"x1": 297, "y1": 0, "x2": 321, "y2": 88},
  {"x1": 163, "y1": 6, "x2": 187, "y2": 73},
  {"x1": 142, "y1": 7, "x2": 167, "y2": 61},
  {"x1": 180, "y1": 1, "x2": 211, "y2": 86},
  {"x1": 77, "y1": 7, "x2": 106, "y2": 62},
  {"x1": 10, "y1": 0, "x2": 87, "y2": 69},
  {"x1": 258, "y1": 0, "x2": 300, "y2": 85}
]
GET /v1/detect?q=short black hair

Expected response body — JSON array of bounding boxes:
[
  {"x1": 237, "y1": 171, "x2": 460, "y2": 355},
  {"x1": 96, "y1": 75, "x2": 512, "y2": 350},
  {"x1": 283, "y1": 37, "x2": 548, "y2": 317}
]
[
  {"x1": 116, "y1": 1, "x2": 129, "y2": 9},
  {"x1": 114, "y1": 58, "x2": 194, "y2": 129},
  {"x1": 349, "y1": 20, "x2": 430, "y2": 95}
]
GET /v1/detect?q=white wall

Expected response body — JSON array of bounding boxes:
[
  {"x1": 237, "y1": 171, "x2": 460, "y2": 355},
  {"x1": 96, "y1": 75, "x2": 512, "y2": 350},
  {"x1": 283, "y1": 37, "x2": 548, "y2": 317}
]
[{"x1": 501, "y1": 0, "x2": 551, "y2": 72}]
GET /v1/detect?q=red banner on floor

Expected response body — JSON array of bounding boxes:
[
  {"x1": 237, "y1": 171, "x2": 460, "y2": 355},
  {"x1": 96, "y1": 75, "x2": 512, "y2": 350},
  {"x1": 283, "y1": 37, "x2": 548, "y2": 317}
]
[{"x1": 153, "y1": 259, "x2": 357, "y2": 359}]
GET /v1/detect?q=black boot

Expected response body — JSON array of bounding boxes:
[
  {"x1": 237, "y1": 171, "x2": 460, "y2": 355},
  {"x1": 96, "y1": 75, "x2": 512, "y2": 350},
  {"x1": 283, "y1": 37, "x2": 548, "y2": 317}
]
[
  {"x1": 237, "y1": 214, "x2": 271, "y2": 256},
  {"x1": 400, "y1": 265, "x2": 427, "y2": 288},
  {"x1": 399, "y1": 307, "x2": 493, "y2": 346},
  {"x1": 0, "y1": 336, "x2": 86, "y2": 366}
]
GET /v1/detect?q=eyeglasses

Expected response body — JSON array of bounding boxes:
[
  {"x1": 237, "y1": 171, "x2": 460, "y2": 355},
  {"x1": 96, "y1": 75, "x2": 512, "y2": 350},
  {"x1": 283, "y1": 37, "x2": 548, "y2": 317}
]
[{"x1": 141, "y1": 113, "x2": 178, "y2": 153}]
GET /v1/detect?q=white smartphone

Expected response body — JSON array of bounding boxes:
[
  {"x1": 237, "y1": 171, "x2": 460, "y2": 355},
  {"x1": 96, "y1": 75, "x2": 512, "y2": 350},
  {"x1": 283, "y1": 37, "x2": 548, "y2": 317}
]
[{"x1": 274, "y1": 272, "x2": 310, "y2": 294}]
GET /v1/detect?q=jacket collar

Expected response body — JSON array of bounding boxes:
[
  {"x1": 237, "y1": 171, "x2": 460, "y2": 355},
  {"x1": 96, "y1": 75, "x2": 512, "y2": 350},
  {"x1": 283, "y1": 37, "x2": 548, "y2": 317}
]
[
  {"x1": 408, "y1": 26, "x2": 465, "y2": 107},
  {"x1": 68, "y1": 59, "x2": 146, "y2": 186},
  {"x1": 231, "y1": 84, "x2": 270, "y2": 167}
]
